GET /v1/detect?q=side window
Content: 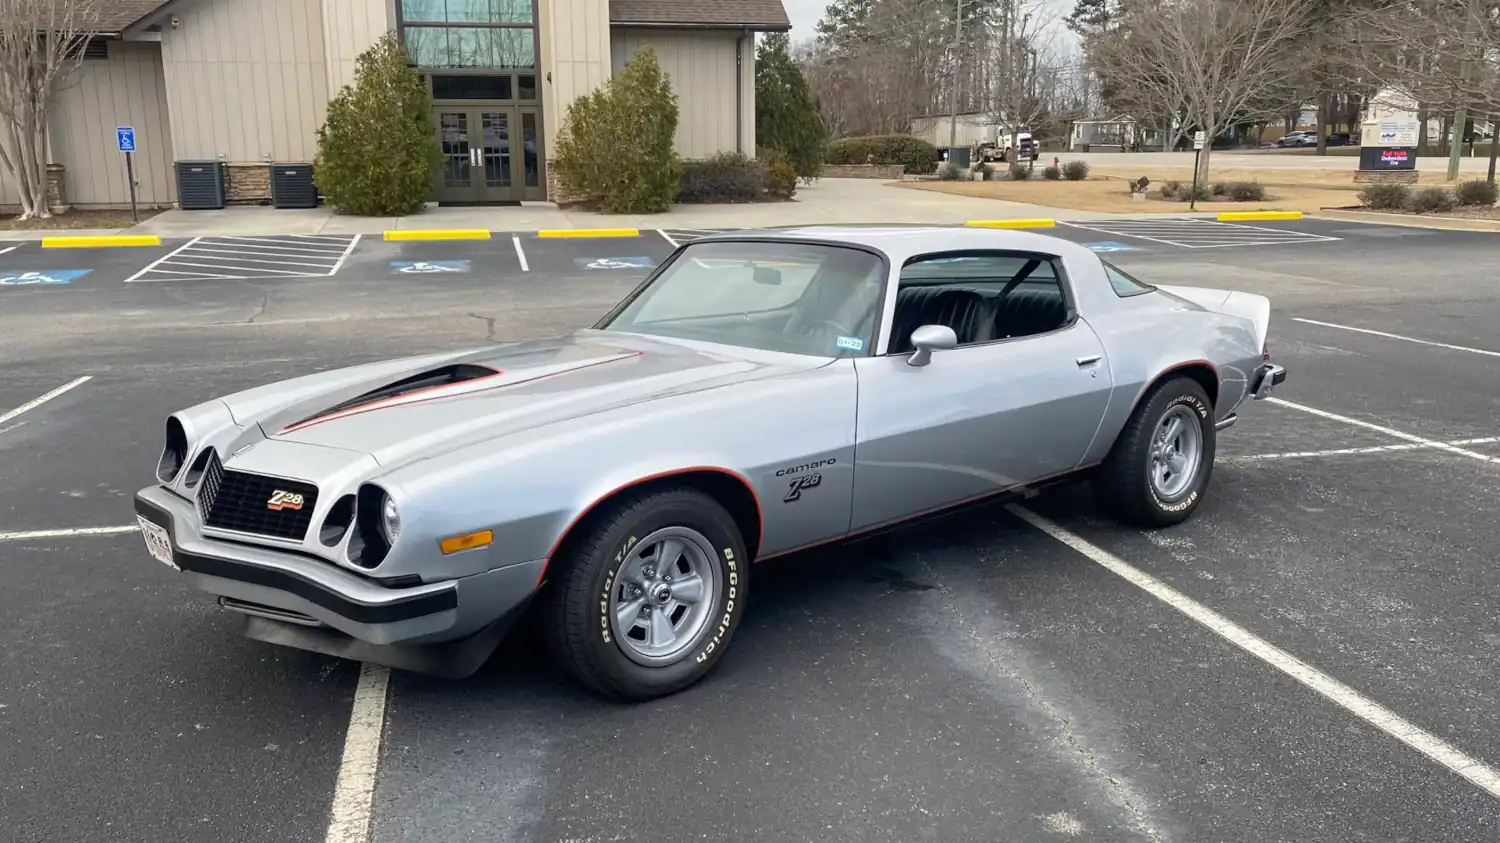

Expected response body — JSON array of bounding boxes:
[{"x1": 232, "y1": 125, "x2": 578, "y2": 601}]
[
  {"x1": 888, "y1": 252, "x2": 1070, "y2": 353},
  {"x1": 1102, "y1": 260, "x2": 1156, "y2": 296}
]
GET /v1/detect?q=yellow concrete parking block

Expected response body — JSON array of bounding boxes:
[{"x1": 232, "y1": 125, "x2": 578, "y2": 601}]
[
  {"x1": 1216, "y1": 210, "x2": 1304, "y2": 221},
  {"x1": 383, "y1": 229, "x2": 492, "y2": 241},
  {"x1": 41, "y1": 235, "x2": 162, "y2": 248},
  {"x1": 537, "y1": 228, "x2": 640, "y2": 238},
  {"x1": 963, "y1": 219, "x2": 1057, "y2": 229}
]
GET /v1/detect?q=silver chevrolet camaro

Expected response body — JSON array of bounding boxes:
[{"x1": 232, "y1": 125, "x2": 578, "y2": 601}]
[{"x1": 133, "y1": 225, "x2": 1287, "y2": 701}]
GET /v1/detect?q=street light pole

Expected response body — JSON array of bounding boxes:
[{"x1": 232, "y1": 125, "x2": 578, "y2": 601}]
[{"x1": 947, "y1": 0, "x2": 963, "y2": 157}]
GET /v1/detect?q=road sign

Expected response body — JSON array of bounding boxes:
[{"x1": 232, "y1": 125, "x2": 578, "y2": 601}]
[
  {"x1": 1193, "y1": 131, "x2": 1206, "y2": 151},
  {"x1": 116, "y1": 126, "x2": 136, "y2": 152}
]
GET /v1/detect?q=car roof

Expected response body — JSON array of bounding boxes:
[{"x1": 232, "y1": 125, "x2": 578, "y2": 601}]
[{"x1": 687, "y1": 224, "x2": 1096, "y2": 267}]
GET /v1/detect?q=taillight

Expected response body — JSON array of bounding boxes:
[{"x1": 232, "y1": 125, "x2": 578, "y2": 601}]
[{"x1": 1261, "y1": 342, "x2": 1270, "y2": 361}]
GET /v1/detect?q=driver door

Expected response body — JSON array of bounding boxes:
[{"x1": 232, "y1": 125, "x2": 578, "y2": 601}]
[{"x1": 849, "y1": 252, "x2": 1114, "y2": 531}]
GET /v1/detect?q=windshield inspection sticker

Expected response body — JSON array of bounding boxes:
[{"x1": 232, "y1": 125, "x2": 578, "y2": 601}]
[
  {"x1": 0, "y1": 269, "x2": 91, "y2": 286},
  {"x1": 391, "y1": 260, "x2": 470, "y2": 274},
  {"x1": 1082, "y1": 242, "x2": 1144, "y2": 253},
  {"x1": 835, "y1": 336, "x2": 865, "y2": 352},
  {"x1": 579, "y1": 256, "x2": 655, "y2": 270}
]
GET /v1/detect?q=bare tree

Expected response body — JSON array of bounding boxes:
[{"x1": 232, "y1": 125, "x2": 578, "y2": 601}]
[
  {"x1": 0, "y1": 0, "x2": 103, "y2": 220},
  {"x1": 984, "y1": 0, "x2": 1060, "y2": 159},
  {"x1": 1090, "y1": 0, "x2": 1316, "y2": 183}
]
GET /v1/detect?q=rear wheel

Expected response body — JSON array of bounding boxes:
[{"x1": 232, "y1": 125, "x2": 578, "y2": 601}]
[
  {"x1": 1094, "y1": 376, "x2": 1216, "y2": 527},
  {"x1": 542, "y1": 487, "x2": 749, "y2": 701}
]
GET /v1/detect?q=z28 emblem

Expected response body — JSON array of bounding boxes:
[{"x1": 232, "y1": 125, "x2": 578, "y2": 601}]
[
  {"x1": 784, "y1": 473, "x2": 822, "y2": 502},
  {"x1": 266, "y1": 490, "x2": 305, "y2": 511}
]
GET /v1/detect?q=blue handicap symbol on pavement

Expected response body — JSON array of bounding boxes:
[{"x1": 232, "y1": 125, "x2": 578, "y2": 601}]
[
  {"x1": 0, "y1": 269, "x2": 91, "y2": 286},
  {"x1": 1082, "y1": 241, "x2": 1143, "y2": 253},
  {"x1": 577, "y1": 256, "x2": 655, "y2": 270},
  {"x1": 391, "y1": 260, "x2": 470, "y2": 274}
]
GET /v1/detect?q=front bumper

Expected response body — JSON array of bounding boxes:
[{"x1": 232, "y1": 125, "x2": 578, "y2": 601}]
[
  {"x1": 1250, "y1": 362, "x2": 1287, "y2": 400},
  {"x1": 133, "y1": 486, "x2": 544, "y2": 677}
]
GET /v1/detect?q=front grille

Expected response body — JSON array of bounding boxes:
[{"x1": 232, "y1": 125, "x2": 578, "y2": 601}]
[{"x1": 198, "y1": 454, "x2": 319, "y2": 541}]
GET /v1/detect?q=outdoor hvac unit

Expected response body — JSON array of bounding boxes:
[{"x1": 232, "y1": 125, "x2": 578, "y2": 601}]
[
  {"x1": 174, "y1": 160, "x2": 226, "y2": 210},
  {"x1": 270, "y1": 163, "x2": 318, "y2": 209}
]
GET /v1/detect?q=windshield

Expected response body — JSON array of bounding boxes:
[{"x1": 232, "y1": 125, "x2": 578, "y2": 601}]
[{"x1": 599, "y1": 240, "x2": 887, "y2": 357}]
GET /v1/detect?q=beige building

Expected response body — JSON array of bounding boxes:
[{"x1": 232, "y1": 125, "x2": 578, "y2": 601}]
[{"x1": 9, "y1": 0, "x2": 790, "y2": 212}]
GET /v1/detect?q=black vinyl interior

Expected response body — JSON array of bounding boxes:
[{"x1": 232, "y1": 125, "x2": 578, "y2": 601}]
[{"x1": 888, "y1": 284, "x2": 1068, "y2": 353}]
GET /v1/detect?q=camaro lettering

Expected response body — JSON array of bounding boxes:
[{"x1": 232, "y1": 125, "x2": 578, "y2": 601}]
[
  {"x1": 775, "y1": 458, "x2": 836, "y2": 477},
  {"x1": 784, "y1": 473, "x2": 822, "y2": 502},
  {"x1": 266, "y1": 490, "x2": 305, "y2": 511}
]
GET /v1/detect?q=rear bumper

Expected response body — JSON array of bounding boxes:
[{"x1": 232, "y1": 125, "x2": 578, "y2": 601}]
[
  {"x1": 133, "y1": 486, "x2": 543, "y2": 677},
  {"x1": 1250, "y1": 362, "x2": 1287, "y2": 400}
]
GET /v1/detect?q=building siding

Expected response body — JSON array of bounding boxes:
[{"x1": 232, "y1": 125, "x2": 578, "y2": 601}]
[
  {"x1": 611, "y1": 29, "x2": 747, "y2": 160},
  {"x1": 159, "y1": 0, "x2": 330, "y2": 163},
  {"x1": 322, "y1": 0, "x2": 393, "y2": 96},
  {"x1": 538, "y1": 0, "x2": 611, "y2": 154},
  {"x1": 48, "y1": 41, "x2": 176, "y2": 208}
]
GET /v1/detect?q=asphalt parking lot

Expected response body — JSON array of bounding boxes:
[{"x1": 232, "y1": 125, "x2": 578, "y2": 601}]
[{"x1": 4, "y1": 217, "x2": 1500, "y2": 843}]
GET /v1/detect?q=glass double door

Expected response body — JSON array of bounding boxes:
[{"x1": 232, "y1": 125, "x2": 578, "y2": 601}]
[{"x1": 435, "y1": 105, "x2": 542, "y2": 204}]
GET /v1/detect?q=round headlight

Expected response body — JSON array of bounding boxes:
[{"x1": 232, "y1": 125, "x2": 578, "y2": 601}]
[{"x1": 380, "y1": 496, "x2": 401, "y2": 543}]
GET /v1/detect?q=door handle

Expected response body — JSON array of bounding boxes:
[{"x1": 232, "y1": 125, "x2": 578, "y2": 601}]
[
  {"x1": 1076, "y1": 354, "x2": 1102, "y2": 366},
  {"x1": 470, "y1": 148, "x2": 480, "y2": 167}
]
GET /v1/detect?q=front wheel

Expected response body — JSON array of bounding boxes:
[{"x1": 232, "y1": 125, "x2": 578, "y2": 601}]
[
  {"x1": 1094, "y1": 376, "x2": 1217, "y2": 527},
  {"x1": 542, "y1": 487, "x2": 749, "y2": 701}
]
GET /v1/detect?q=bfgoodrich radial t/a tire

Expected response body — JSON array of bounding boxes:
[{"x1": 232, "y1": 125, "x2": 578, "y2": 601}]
[
  {"x1": 543, "y1": 487, "x2": 749, "y2": 702},
  {"x1": 1095, "y1": 375, "x2": 1217, "y2": 528}
]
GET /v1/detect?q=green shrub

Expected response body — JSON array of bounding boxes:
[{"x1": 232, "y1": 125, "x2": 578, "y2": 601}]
[
  {"x1": 826, "y1": 134, "x2": 939, "y2": 174},
  {"x1": 1454, "y1": 179, "x2": 1499, "y2": 206},
  {"x1": 1357, "y1": 182, "x2": 1409, "y2": 210},
  {"x1": 1159, "y1": 180, "x2": 1210, "y2": 201},
  {"x1": 1061, "y1": 160, "x2": 1089, "y2": 181},
  {"x1": 1043, "y1": 165, "x2": 1061, "y2": 180},
  {"x1": 553, "y1": 46, "x2": 681, "y2": 213},
  {"x1": 313, "y1": 33, "x2": 441, "y2": 216},
  {"x1": 1405, "y1": 185, "x2": 1456, "y2": 214},
  {"x1": 677, "y1": 151, "x2": 767, "y2": 203},
  {"x1": 767, "y1": 162, "x2": 798, "y2": 198},
  {"x1": 1210, "y1": 182, "x2": 1229, "y2": 196},
  {"x1": 754, "y1": 33, "x2": 827, "y2": 181},
  {"x1": 1226, "y1": 181, "x2": 1267, "y2": 201},
  {"x1": 1008, "y1": 160, "x2": 1029, "y2": 180},
  {"x1": 936, "y1": 161, "x2": 961, "y2": 180}
]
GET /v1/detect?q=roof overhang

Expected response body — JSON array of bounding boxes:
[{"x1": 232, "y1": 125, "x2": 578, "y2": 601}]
[
  {"x1": 122, "y1": 0, "x2": 197, "y2": 38},
  {"x1": 610, "y1": 20, "x2": 791, "y2": 32}
]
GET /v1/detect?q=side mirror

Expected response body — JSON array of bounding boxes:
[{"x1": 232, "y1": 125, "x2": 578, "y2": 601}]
[
  {"x1": 906, "y1": 324, "x2": 958, "y2": 367},
  {"x1": 752, "y1": 265, "x2": 782, "y2": 286}
]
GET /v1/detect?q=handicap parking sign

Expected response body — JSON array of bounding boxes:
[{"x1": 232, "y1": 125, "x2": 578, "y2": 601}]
[
  {"x1": 391, "y1": 260, "x2": 470, "y2": 274},
  {"x1": 578, "y1": 256, "x2": 655, "y2": 270},
  {"x1": 0, "y1": 269, "x2": 91, "y2": 286}
]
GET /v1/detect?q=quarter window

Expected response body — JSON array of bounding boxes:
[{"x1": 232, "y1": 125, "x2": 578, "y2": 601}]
[{"x1": 1101, "y1": 260, "x2": 1156, "y2": 296}]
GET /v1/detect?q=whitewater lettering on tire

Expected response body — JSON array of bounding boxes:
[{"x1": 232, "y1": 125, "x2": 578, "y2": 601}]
[
  {"x1": 599, "y1": 534, "x2": 639, "y2": 645},
  {"x1": 696, "y1": 546, "x2": 739, "y2": 665}
]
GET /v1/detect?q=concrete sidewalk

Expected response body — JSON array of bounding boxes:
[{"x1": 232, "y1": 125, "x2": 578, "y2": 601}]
[{"x1": 2, "y1": 178, "x2": 1123, "y2": 241}]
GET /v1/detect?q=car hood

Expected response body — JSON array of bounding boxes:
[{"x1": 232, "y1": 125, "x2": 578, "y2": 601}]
[{"x1": 249, "y1": 332, "x2": 813, "y2": 467}]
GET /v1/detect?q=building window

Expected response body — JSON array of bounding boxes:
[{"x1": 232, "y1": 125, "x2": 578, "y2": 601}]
[{"x1": 401, "y1": 0, "x2": 533, "y2": 24}]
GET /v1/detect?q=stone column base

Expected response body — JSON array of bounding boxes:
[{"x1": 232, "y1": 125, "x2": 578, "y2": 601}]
[
  {"x1": 225, "y1": 163, "x2": 273, "y2": 204},
  {"x1": 46, "y1": 163, "x2": 71, "y2": 214}
]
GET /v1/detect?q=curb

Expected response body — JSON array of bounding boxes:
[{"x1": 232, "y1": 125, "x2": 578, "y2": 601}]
[
  {"x1": 1216, "y1": 210, "x2": 1303, "y2": 221},
  {"x1": 41, "y1": 234, "x2": 162, "y2": 248},
  {"x1": 537, "y1": 228, "x2": 640, "y2": 238},
  {"x1": 963, "y1": 219, "x2": 1056, "y2": 229},
  {"x1": 1310, "y1": 209, "x2": 1500, "y2": 233},
  {"x1": 383, "y1": 230, "x2": 491, "y2": 241}
]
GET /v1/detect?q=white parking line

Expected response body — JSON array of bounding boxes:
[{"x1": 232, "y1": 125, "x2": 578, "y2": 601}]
[
  {"x1": 1009, "y1": 503, "x2": 1500, "y2": 801},
  {"x1": 1231, "y1": 436, "x2": 1500, "y2": 460},
  {"x1": 124, "y1": 236, "x2": 201, "y2": 282},
  {"x1": 324, "y1": 663, "x2": 391, "y2": 843},
  {"x1": 0, "y1": 525, "x2": 138, "y2": 542},
  {"x1": 513, "y1": 235, "x2": 529, "y2": 271},
  {"x1": 1267, "y1": 398, "x2": 1499, "y2": 464},
  {"x1": 0, "y1": 245, "x2": 17, "y2": 257},
  {"x1": 126, "y1": 235, "x2": 359, "y2": 283},
  {"x1": 659, "y1": 230, "x2": 680, "y2": 247},
  {"x1": 1293, "y1": 318, "x2": 1500, "y2": 358},
  {"x1": 0, "y1": 376, "x2": 91, "y2": 427}
]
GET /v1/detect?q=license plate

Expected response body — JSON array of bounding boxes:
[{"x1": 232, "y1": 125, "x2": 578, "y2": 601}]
[{"x1": 137, "y1": 516, "x2": 178, "y2": 570}]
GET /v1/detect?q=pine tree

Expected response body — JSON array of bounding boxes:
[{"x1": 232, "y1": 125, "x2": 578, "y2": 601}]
[
  {"x1": 755, "y1": 33, "x2": 827, "y2": 181},
  {"x1": 313, "y1": 33, "x2": 441, "y2": 216}
]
